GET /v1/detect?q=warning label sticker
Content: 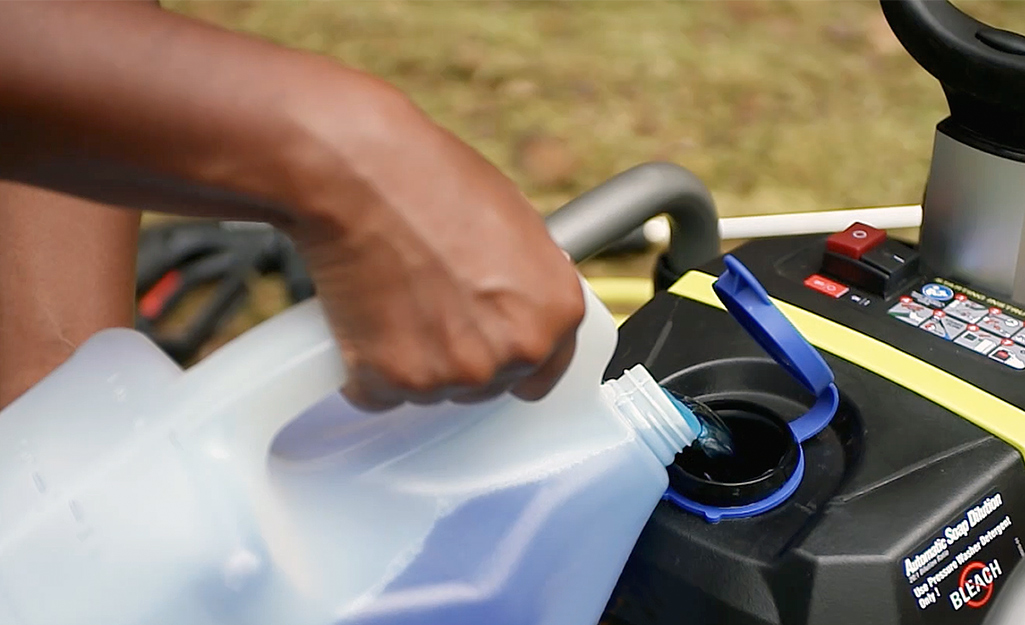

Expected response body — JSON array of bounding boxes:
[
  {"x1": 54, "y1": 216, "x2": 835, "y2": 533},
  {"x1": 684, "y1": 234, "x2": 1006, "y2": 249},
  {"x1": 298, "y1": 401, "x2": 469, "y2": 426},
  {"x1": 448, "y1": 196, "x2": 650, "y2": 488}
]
[
  {"x1": 920, "y1": 311, "x2": 968, "y2": 341},
  {"x1": 902, "y1": 492, "x2": 1024, "y2": 623},
  {"x1": 896, "y1": 278, "x2": 1025, "y2": 370},
  {"x1": 953, "y1": 327, "x2": 1002, "y2": 356},
  {"x1": 990, "y1": 341, "x2": 1025, "y2": 370},
  {"x1": 977, "y1": 312, "x2": 1024, "y2": 339},
  {"x1": 888, "y1": 297, "x2": 933, "y2": 327},
  {"x1": 944, "y1": 297, "x2": 990, "y2": 325}
]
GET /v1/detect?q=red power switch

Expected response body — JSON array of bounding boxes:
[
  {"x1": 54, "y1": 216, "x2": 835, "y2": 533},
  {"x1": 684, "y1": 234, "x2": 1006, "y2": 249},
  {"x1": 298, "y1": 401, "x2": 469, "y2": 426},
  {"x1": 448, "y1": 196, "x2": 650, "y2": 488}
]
[
  {"x1": 804, "y1": 274, "x2": 849, "y2": 298},
  {"x1": 826, "y1": 222, "x2": 887, "y2": 259}
]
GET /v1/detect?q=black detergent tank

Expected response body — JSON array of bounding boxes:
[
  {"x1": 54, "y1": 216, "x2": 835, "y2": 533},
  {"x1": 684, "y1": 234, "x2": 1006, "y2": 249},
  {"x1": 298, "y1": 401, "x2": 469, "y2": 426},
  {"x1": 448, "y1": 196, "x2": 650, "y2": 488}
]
[
  {"x1": 600, "y1": 2, "x2": 1025, "y2": 623},
  {"x1": 601, "y1": 235, "x2": 1025, "y2": 625}
]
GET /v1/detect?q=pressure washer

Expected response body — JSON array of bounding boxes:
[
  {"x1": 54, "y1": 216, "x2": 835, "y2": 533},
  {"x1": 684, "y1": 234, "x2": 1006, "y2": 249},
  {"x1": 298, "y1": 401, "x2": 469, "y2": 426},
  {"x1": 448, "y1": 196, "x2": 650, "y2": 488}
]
[
  {"x1": 127, "y1": 1, "x2": 1025, "y2": 623},
  {"x1": 555, "y1": 2, "x2": 1025, "y2": 624}
]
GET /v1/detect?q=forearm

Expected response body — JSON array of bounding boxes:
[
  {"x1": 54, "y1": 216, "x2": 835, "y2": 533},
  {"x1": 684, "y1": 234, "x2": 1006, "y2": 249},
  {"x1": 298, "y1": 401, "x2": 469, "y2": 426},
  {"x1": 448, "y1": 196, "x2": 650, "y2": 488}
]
[
  {"x1": 0, "y1": 1, "x2": 585, "y2": 412},
  {"x1": 0, "y1": 0, "x2": 403, "y2": 227},
  {"x1": 0, "y1": 182, "x2": 140, "y2": 407}
]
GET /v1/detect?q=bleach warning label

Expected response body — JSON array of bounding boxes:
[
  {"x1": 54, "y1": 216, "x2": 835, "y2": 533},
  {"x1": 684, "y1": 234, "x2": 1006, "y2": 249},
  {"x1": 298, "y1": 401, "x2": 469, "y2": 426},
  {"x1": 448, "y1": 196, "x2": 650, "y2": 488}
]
[{"x1": 901, "y1": 491, "x2": 1024, "y2": 623}]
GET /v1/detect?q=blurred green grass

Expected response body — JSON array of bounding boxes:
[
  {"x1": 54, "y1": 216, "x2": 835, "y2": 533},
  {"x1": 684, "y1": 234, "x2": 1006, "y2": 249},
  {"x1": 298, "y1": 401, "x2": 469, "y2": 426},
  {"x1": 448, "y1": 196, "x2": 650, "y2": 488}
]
[
  {"x1": 153, "y1": 0, "x2": 1025, "y2": 349},
  {"x1": 163, "y1": 0, "x2": 1025, "y2": 214}
]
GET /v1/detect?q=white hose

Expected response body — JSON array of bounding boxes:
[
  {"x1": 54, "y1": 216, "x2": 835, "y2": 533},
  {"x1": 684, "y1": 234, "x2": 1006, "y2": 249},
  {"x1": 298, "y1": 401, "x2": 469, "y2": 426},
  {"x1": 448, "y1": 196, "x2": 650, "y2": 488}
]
[{"x1": 642, "y1": 204, "x2": 923, "y2": 244}]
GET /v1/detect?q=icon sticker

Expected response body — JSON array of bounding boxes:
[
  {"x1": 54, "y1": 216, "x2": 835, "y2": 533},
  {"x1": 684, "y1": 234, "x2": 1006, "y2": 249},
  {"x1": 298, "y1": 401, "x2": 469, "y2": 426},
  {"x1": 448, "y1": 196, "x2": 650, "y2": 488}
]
[
  {"x1": 944, "y1": 296, "x2": 989, "y2": 324},
  {"x1": 912, "y1": 291, "x2": 946, "y2": 309},
  {"x1": 888, "y1": 297, "x2": 933, "y2": 327},
  {"x1": 921, "y1": 283, "x2": 954, "y2": 302},
  {"x1": 919, "y1": 310, "x2": 968, "y2": 340},
  {"x1": 954, "y1": 329, "x2": 1002, "y2": 355},
  {"x1": 977, "y1": 313, "x2": 1024, "y2": 338},
  {"x1": 989, "y1": 341, "x2": 1025, "y2": 370},
  {"x1": 1013, "y1": 328, "x2": 1025, "y2": 347}
]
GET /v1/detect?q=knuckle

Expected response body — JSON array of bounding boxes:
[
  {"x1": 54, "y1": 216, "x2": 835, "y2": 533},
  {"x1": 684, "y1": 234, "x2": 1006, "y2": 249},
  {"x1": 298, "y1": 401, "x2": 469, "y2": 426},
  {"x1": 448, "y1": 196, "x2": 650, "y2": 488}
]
[
  {"x1": 509, "y1": 331, "x2": 554, "y2": 368},
  {"x1": 439, "y1": 333, "x2": 499, "y2": 388},
  {"x1": 364, "y1": 354, "x2": 436, "y2": 396},
  {"x1": 552, "y1": 277, "x2": 586, "y2": 318},
  {"x1": 451, "y1": 352, "x2": 497, "y2": 388},
  {"x1": 391, "y1": 367, "x2": 439, "y2": 395},
  {"x1": 557, "y1": 291, "x2": 586, "y2": 327},
  {"x1": 385, "y1": 355, "x2": 494, "y2": 397}
]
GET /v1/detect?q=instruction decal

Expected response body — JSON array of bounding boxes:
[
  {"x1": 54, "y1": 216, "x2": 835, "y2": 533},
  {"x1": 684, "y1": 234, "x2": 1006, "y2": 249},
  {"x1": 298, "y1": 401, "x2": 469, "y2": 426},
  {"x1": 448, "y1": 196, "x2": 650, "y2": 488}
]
[
  {"x1": 896, "y1": 277, "x2": 1025, "y2": 370},
  {"x1": 888, "y1": 297, "x2": 933, "y2": 326},
  {"x1": 902, "y1": 491, "x2": 1023, "y2": 623},
  {"x1": 934, "y1": 278, "x2": 1025, "y2": 319},
  {"x1": 920, "y1": 310, "x2": 967, "y2": 341}
]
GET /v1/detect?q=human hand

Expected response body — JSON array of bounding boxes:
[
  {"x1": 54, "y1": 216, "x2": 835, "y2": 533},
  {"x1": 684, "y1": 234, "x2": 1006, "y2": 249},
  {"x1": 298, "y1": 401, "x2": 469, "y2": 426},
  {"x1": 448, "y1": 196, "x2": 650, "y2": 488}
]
[
  {"x1": 0, "y1": 1, "x2": 585, "y2": 412},
  {"x1": 281, "y1": 79, "x2": 586, "y2": 411}
]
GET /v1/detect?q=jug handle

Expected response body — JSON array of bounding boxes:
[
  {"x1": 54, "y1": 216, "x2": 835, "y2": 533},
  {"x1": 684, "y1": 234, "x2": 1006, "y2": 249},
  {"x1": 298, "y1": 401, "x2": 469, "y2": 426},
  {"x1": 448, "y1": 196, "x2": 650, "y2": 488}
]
[
  {"x1": 178, "y1": 297, "x2": 347, "y2": 468},
  {"x1": 176, "y1": 273, "x2": 617, "y2": 473}
]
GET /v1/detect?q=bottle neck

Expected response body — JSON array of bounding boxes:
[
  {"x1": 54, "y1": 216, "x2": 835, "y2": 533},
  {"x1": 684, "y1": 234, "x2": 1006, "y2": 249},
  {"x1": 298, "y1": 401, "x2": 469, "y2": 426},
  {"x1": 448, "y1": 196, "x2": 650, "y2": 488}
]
[{"x1": 600, "y1": 364, "x2": 699, "y2": 466}]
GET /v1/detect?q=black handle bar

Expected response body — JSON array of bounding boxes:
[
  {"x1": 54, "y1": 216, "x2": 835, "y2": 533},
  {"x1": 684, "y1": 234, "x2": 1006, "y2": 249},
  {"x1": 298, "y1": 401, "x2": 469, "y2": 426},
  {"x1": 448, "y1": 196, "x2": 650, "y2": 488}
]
[{"x1": 881, "y1": 0, "x2": 1025, "y2": 153}]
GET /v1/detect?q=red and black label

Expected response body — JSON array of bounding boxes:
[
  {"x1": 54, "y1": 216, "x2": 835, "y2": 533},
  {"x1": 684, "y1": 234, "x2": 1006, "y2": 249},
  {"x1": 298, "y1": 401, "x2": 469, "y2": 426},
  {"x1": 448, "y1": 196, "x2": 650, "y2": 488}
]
[{"x1": 901, "y1": 490, "x2": 1024, "y2": 623}]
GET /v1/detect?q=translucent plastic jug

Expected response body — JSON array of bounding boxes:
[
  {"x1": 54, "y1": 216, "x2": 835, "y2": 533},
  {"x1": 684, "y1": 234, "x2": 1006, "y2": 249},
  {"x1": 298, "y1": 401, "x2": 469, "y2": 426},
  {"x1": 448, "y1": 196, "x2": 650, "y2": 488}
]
[{"x1": 0, "y1": 278, "x2": 699, "y2": 625}]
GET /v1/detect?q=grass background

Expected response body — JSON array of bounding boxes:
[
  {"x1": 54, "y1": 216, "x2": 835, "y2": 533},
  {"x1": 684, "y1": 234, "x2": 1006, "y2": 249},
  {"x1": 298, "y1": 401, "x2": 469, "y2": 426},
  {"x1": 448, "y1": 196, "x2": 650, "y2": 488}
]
[{"x1": 151, "y1": 0, "x2": 1025, "y2": 354}]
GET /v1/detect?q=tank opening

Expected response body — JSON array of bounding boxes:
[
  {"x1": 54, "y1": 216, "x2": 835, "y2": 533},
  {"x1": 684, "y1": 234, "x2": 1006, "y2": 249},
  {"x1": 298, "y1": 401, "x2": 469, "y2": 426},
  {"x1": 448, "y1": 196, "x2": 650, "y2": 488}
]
[{"x1": 668, "y1": 398, "x2": 799, "y2": 508}]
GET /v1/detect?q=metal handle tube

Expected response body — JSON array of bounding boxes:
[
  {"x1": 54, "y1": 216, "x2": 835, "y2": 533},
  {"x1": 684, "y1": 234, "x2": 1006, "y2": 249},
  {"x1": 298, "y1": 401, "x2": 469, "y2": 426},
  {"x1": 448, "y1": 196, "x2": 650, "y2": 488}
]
[{"x1": 544, "y1": 162, "x2": 720, "y2": 275}]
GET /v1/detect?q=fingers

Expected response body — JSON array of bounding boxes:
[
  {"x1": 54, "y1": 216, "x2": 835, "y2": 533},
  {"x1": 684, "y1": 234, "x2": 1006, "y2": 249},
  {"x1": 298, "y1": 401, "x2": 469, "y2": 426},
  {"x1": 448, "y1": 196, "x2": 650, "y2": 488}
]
[
  {"x1": 340, "y1": 329, "x2": 580, "y2": 411},
  {"x1": 341, "y1": 376, "x2": 404, "y2": 413},
  {"x1": 449, "y1": 379, "x2": 515, "y2": 405},
  {"x1": 511, "y1": 332, "x2": 578, "y2": 402},
  {"x1": 341, "y1": 362, "x2": 465, "y2": 412}
]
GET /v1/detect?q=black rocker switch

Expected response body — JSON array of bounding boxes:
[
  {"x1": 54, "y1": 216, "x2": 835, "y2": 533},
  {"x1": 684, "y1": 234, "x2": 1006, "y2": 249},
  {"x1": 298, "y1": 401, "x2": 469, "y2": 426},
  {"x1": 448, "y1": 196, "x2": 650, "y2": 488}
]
[
  {"x1": 862, "y1": 240, "x2": 918, "y2": 286},
  {"x1": 821, "y1": 223, "x2": 920, "y2": 296}
]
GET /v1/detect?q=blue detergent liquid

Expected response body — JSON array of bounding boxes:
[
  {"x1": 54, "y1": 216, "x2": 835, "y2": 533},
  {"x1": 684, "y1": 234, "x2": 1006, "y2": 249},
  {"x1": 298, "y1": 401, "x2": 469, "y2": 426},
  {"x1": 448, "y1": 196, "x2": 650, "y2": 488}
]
[{"x1": 662, "y1": 390, "x2": 735, "y2": 458}]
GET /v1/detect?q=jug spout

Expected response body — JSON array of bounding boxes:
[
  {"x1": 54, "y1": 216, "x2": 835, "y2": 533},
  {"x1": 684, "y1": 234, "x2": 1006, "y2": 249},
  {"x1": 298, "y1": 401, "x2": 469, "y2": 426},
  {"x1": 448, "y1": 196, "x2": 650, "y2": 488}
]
[{"x1": 601, "y1": 365, "x2": 700, "y2": 466}]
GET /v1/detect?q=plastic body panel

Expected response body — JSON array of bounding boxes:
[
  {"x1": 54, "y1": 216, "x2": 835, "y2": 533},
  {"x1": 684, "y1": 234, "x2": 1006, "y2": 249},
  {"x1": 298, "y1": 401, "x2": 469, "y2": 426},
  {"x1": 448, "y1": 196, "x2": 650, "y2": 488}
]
[
  {"x1": 602, "y1": 234, "x2": 1025, "y2": 625},
  {"x1": 717, "y1": 234, "x2": 1025, "y2": 407}
]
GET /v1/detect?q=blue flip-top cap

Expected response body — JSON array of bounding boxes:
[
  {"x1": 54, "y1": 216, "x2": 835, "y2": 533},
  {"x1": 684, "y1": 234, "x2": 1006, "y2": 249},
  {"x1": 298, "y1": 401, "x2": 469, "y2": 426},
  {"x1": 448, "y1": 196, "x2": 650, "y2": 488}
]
[
  {"x1": 712, "y1": 254, "x2": 838, "y2": 442},
  {"x1": 663, "y1": 254, "x2": 840, "y2": 523}
]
